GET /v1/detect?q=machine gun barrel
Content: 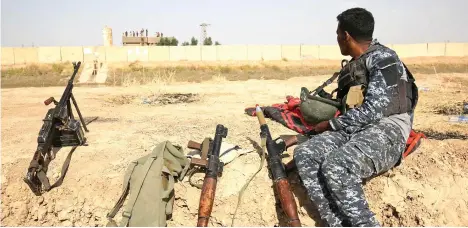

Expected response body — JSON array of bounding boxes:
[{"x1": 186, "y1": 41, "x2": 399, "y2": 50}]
[
  {"x1": 54, "y1": 61, "x2": 81, "y2": 119},
  {"x1": 197, "y1": 124, "x2": 228, "y2": 227},
  {"x1": 255, "y1": 105, "x2": 301, "y2": 227}
]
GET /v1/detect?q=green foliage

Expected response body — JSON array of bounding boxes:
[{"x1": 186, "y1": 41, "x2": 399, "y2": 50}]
[
  {"x1": 181, "y1": 41, "x2": 190, "y2": 46},
  {"x1": 190, "y1": 37, "x2": 198, "y2": 46},
  {"x1": 203, "y1": 37, "x2": 213, "y2": 46},
  {"x1": 215, "y1": 41, "x2": 221, "y2": 45},
  {"x1": 170, "y1": 38, "x2": 178, "y2": 46},
  {"x1": 157, "y1": 37, "x2": 179, "y2": 46}
]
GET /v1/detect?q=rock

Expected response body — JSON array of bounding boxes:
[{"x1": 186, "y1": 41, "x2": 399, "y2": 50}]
[
  {"x1": 30, "y1": 206, "x2": 39, "y2": 221},
  {"x1": 93, "y1": 210, "x2": 106, "y2": 221},
  {"x1": 37, "y1": 196, "x2": 45, "y2": 205},
  {"x1": 58, "y1": 210, "x2": 70, "y2": 221},
  {"x1": 47, "y1": 203, "x2": 54, "y2": 213},
  {"x1": 82, "y1": 204, "x2": 91, "y2": 214},
  {"x1": 55, "y1": 199, "x2": 74, "y2": 212},
  {"x1": 37, "y1": 207, "x2": 47, "y2": 221}
]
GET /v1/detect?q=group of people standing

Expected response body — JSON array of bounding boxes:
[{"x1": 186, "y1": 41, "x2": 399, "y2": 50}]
[{"x1": 122, "y1": 29, "x2": 163, "y2": 38}]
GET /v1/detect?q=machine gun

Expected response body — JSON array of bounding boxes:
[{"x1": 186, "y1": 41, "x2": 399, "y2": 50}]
[
  {"x1": 196, "y1": 124, "x2": 228, "y2": 227},
  {"x1": 24, "y1": 61, "x2": 89, "y2": 196},
  {"x1": 255, "y1": 105, "x2": 301, "y2": 227}
]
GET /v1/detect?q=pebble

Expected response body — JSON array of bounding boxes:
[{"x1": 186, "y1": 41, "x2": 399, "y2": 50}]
[
  {"x1": 37, "y1": 207, "x2": 47, "y2": 221},
  {"x1": 82, "y1": 204, "x2": 91, "y2": 214},
  {"x1": 30, "y1": 206, "x2": 39, "y2": 221},
  {"x1": 37, "y1": 196, "x2": 44, "y2": 205},
  {"x1": 55, "y1": 199, "x2": 73, "y2": 212},
  {"x1": 47, "y1": 203, "x2": 54, "y2": 213},
  {"x1": 58, "y1": 210, "x2": 70, "y2": 221}
]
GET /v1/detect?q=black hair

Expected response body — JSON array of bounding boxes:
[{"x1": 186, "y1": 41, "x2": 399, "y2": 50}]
[{"x1": 337, "y1": 7, "x2": 374, "y2": 42}]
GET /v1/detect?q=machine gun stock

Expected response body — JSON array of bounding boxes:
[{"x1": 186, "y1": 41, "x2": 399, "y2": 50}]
[{"x1": 24, "y1": 61, "x2": 90, "y2": 196}]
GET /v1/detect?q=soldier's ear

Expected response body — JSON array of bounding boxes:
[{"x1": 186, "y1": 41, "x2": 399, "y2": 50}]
[{"x1": 344, "y1": 31, "x2": 352, "y2": 42}]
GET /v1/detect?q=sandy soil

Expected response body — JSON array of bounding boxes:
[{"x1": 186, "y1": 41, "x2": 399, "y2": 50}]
[{"x1": 1, "y1": 72, "x2": 468, "y2": 227}]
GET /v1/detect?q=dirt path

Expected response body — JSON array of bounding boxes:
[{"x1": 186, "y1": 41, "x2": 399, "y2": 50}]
[{"x1": 1, "y1": 73, "x2": 468, "y2": 227}]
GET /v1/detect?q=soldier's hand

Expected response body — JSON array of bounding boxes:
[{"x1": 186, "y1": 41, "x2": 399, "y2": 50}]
[{"x1": 313, "y1": 120, "x2": 332, "y2": 133}]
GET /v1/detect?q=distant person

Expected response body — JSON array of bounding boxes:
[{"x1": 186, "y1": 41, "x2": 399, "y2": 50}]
[
  {"x1": 92, "y1": 60, "x2": 98, "y2": 76},
  {"x1": 145, "y1": 29, "x2": 148, "y2": 37},
  {"x1": 293, "y1": 7, "x2": 419, "y2": 227},
  {"x1": 125, "y1": 31, "x2": 128, "y2": 37}
]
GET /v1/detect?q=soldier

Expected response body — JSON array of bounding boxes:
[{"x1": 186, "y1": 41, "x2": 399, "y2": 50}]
[{"x1": 293, "y1": 7, "x2": 418, "y2": 227}]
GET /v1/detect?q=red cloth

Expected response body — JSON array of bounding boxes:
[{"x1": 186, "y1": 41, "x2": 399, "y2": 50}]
[{"x1": 245, "y1": 96, "x2": 426, "y2": 158}]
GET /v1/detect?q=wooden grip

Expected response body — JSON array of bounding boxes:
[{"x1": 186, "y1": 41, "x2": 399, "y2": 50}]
[
  {"x1": 275, "y1": 179, "x2": 301, "y2": 227},
  {"x1": 188, "y1": 140, "x2": 202, "y2": 150},
  {"x1": 44, "y1": 97, "x2": 55, "y2": 105},
  {"x1": 282, "y1": 135, "x2": 298, "y2": 149},
  {"x1": 197, "y1": 177, "x2": 218, "y2": 227}
]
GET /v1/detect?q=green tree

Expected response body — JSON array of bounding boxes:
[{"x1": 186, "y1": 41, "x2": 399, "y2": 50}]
[
  {"x1": 181, "y1": 41, "x2": 190, "y2": 46},
  {"x1": 157, "y1": 37, "x2": 179, "y2": 46},
  {"x1": 170, "y1": 38, "x2": 178, "y2": 46},
  {"x1": 190, "y1": 37, "x2": 198, "y2": 46},
  {"x1": 203, "y1": 37, "x2": 213, "y2": 45},
  {"x1": 215, "y1": 41, "x2": 221, "y2": 45}
]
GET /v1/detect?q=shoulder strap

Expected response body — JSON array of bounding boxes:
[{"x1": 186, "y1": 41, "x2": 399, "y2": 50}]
[
  {"x1": 118, "y1": 142, "x2": 167, "y2": 227},
  {"x1": 106, "y1": 160, "x2": 138, "y2": 226}
]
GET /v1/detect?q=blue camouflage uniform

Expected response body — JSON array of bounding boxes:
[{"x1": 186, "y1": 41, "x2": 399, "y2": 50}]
[{"x1": 294, "y1": 39, "x2": 413, "y2": 227}]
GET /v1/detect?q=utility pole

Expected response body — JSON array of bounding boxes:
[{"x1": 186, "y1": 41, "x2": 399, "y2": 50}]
[{"x1": 200, "y1": 23, "x2": 210, "y2": 46}]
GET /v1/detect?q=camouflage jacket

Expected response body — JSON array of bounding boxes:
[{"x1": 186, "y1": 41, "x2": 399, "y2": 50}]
[{"x1": 329, "y1": 39, "x2": 410, "y2": 133}]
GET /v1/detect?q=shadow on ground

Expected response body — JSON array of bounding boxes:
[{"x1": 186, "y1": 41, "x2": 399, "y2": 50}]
[{"x1": 418, "y1": 129, "x2": 468, "y2": 140}]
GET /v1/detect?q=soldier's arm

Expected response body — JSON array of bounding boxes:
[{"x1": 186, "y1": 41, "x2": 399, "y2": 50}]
[{"x1": 329, "y1": 53, "x2": 397, "y2": 130}]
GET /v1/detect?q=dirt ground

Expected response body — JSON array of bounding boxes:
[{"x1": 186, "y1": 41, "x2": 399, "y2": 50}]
[{"x1": 1, "y1": 68, "x2": 468, "y2": 226}]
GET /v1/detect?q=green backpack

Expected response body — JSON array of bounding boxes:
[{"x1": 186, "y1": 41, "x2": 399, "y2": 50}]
[{"x1": 106, "y1": 141, "x2": 190, "y2": 227}]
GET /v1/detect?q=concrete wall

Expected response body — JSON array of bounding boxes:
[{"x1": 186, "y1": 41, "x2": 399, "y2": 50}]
[
  {"x1": 14, "y1": 47, "x2": 39, "y2": 64},
  {"x1": 61, "y1": 46, "x2": 83, "y2": 62},
  {"x1": 1, "y1": 42, "x2": 468, "y2": 65}
]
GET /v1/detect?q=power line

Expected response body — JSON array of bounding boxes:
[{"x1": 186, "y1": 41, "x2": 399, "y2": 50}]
[{"x1": 200, "y1": 23, "x2": 210, "y2": 45}]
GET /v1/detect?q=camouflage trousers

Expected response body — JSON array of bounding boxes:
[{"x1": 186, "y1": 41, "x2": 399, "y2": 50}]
[{"x1": 293, "y1": 121, "x2": 406, "y2": 227}]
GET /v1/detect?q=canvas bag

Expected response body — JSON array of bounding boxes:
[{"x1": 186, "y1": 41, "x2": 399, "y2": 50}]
[{"x1": 106, "y1": 141, "x2": 190, "y2": 227}]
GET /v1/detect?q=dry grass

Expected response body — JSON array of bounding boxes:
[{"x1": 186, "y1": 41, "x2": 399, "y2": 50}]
[
  {"x1": 1, "y1": 62, "x2": 83, "y2": 88},
  {"x1": 1, "y1": 57, "x2": 468, "y2": 88}
]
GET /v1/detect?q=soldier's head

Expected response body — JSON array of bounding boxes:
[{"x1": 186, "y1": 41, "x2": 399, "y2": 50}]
[{"x1": 336, "y1": 7, "x2": 374, "y2": 57}]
